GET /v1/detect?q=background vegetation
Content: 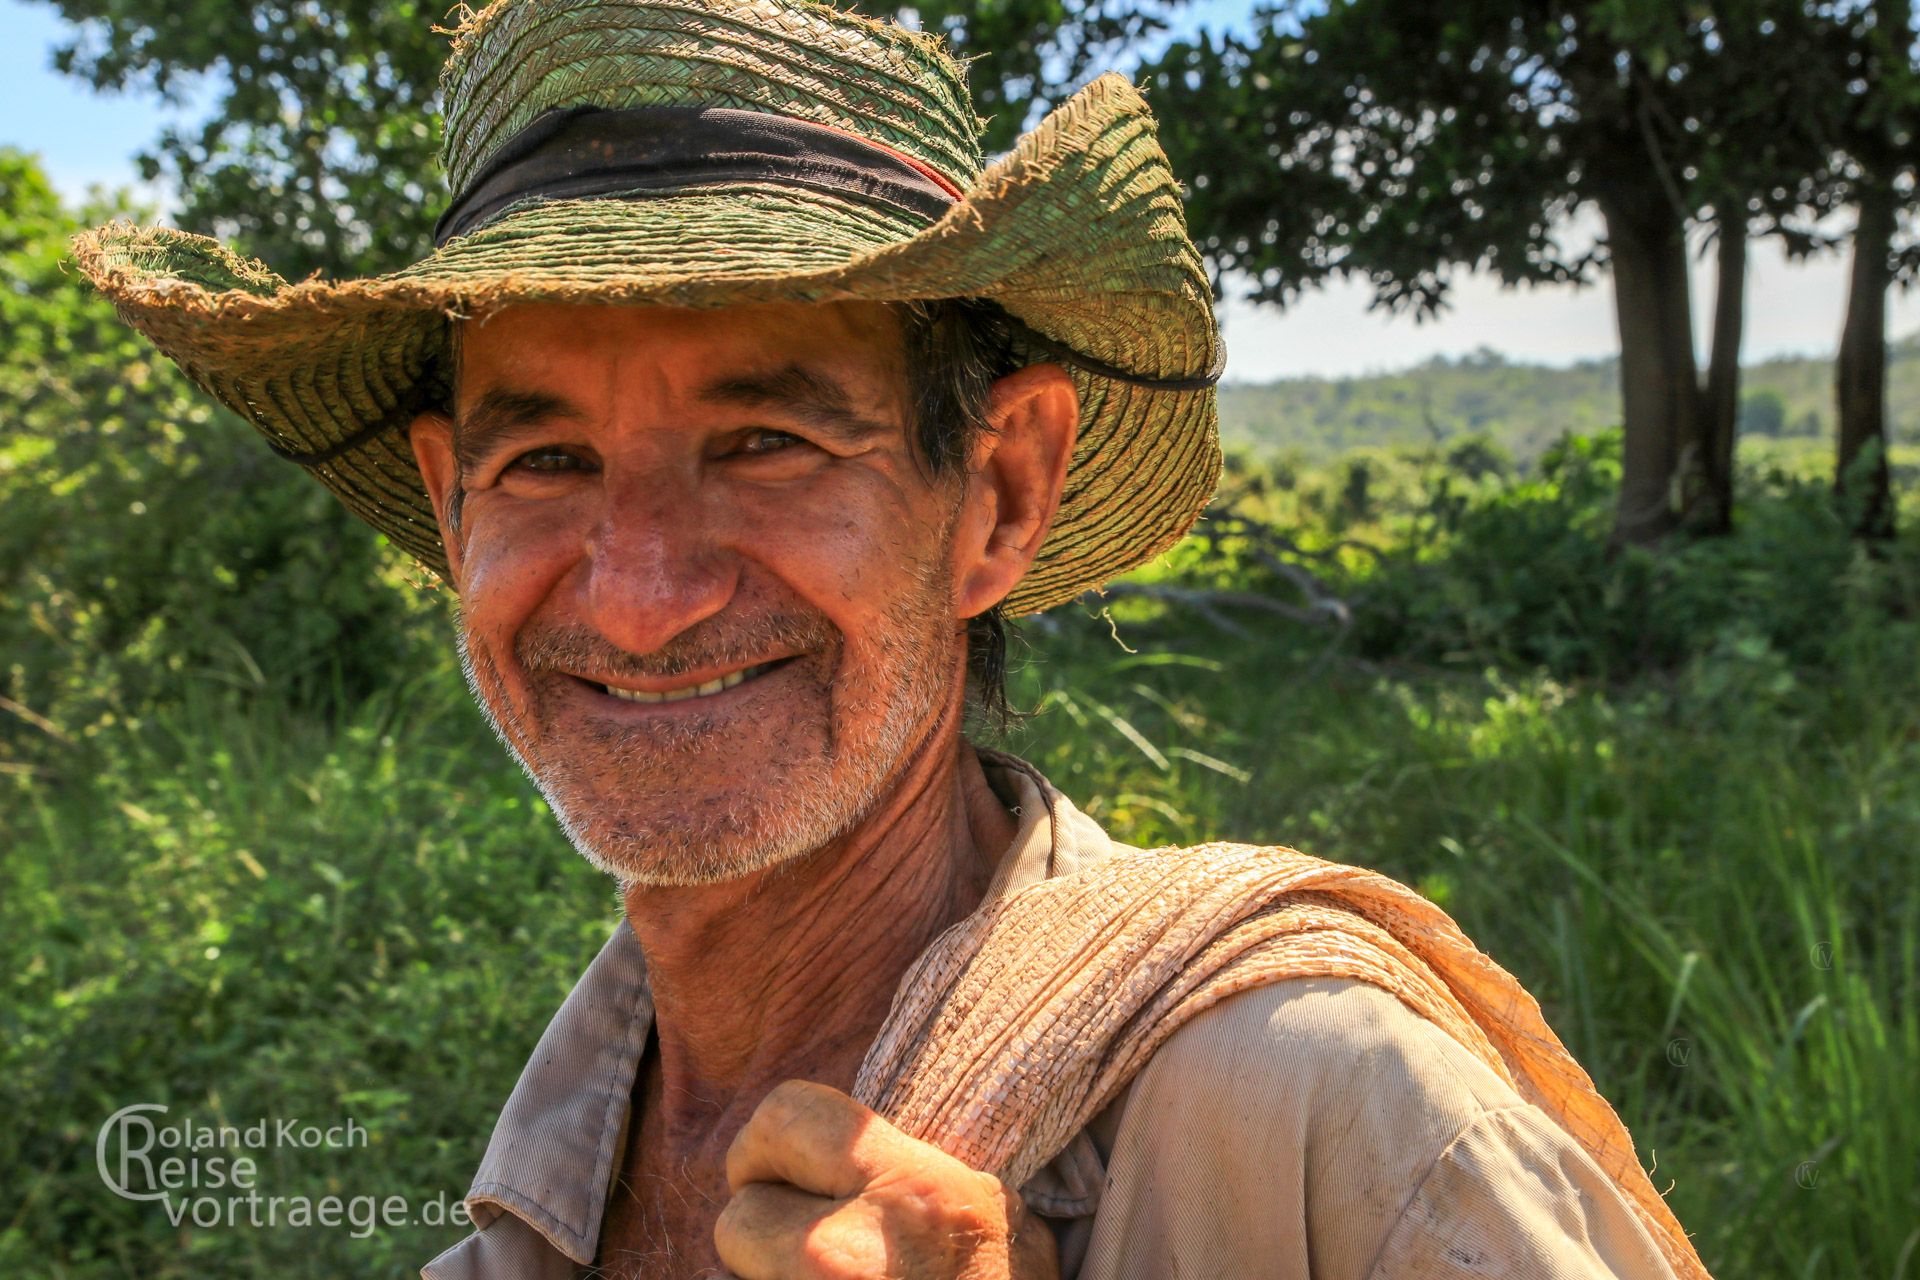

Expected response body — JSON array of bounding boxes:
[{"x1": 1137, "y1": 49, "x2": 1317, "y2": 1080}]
[
  {"x1": 5, "y1": 147, "x2": 1917, "y2": 1276},
  {"x1": 6, "y1": 0, "x2": 1920, "y2": 1273},
  {"x1": 1218, "y1": 337, "x2": 1920, "y2": 464}
]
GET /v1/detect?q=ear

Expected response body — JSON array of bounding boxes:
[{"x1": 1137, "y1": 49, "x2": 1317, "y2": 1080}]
[
  {"x1": 409, "y1": 410, "x2": 467, "y2": 587},
  {"x1": 952, "y1": 363, "x2": 1079, "y2": 620}
]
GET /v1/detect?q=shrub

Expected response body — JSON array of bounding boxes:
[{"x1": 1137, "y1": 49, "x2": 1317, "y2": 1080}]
[
  {"x1": 0, "y1": 151, "x2": 445, "y2": 769},
  {"x1": 1340, "y1": 430, "x2": 1920, "y2": 681}
]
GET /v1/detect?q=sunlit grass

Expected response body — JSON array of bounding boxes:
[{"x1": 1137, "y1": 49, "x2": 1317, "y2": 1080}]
[
  {"x1": 7, "y1": 459, "x2": 1919, "y2": 1276},
  {"x1": 1002, "y1": 604, "x2": 1920, "y2": 1277}
]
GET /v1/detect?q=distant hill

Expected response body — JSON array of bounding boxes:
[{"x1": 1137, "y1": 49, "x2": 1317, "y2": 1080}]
[{"x1": 1217, "y1": 333, "x2": 1920, "y2": 462}]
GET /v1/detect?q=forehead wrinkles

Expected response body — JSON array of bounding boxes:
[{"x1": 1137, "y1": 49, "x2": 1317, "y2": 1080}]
[{"x1": 693, "y1": 301, "x2": 915, "y2": 425}]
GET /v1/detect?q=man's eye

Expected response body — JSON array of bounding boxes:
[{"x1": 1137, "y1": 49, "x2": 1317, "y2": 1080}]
[
  {"x1": 507, "y1": 446, "x2": 588, "y2": 473},
  {"x1": 736, "y1": 429, "x2": 805, "y2": 456}
]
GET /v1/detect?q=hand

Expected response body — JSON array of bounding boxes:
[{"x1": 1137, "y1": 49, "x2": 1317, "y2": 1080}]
[{"x1": 715, "y1": 1079, "x2": 1061, "y2": 1280}]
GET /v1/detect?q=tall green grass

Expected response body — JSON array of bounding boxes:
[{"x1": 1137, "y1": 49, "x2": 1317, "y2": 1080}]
[
  {"x1": 2, "y1": 673, "x2": 612, "y2": 1276},
  {"x1": 1004, "y1": 597, "x2": 1920, "y2": 1277},
  {"x1": 6, "y1": 445, "x2": 1917, "y2": 1276},
  {"x1": 8, "y1": 606, "x2": 1911, "y2": 1276}
]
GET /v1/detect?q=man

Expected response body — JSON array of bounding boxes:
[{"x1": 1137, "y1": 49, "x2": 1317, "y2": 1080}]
[{"x1": 76, "y1": 0, "x2": 1714, "y2": 1276}]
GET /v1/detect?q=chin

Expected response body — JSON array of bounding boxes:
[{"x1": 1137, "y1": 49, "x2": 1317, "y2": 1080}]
[
  {"x1": 530, "y1": 677, "x2": 952, "y2": 886},
  {"x1": 457, "y1": 589, "x2": 961, "y2": 887},
  {"x1": 544, "y1": 772, "x2": 869, "y2": 886}
]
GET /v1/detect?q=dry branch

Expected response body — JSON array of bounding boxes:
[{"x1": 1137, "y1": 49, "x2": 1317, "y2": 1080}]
[{"x1": 1070, "y1": 503, "x2": 1363, "y2": 639}]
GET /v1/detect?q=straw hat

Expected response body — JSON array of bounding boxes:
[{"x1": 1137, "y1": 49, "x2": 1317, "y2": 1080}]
[{"x1": 73, "y1": 0, "x2": 1223, "y2": 615}]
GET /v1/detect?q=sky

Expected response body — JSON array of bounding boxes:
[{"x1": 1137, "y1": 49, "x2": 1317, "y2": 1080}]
[{"x1": 5, "y1": 0, "x2": 1916, "y2": 383}]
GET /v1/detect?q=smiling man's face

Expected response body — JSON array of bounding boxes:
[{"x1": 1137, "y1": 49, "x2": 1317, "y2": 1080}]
[{"x1": 409, "y1": 300, "x2": 973, "y2": 885}]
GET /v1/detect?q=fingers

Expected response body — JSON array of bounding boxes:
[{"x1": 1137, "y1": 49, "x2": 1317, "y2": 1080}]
[
  {"x1": 713, "y1": 1181, "x2": 881, "y2": 1280},
  {"x1": 719, "y1": 1080, "x2": 1046, "y2": 1279},
  {"x1": 726, "y1": 1079, "x2": 923, "y2": 1199}
]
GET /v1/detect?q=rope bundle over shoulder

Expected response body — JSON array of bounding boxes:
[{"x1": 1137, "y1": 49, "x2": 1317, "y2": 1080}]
[{"x1": 852, "y1": 842, "x2": 1713, "y2": 1280}]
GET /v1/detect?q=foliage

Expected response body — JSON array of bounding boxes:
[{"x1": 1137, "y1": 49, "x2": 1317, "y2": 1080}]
[
  {"x1": 0, "y1": 150, "x2": 441, "y2": 769},
  {"x1": 33, "y1": 0, "x2": 450, "y2": 280},
  {"x1": 7, "y1": 462, "x2": 1918, "y2": 1273},
  {"x1": 1220, "y1": 336, "x2": 1920, "y2": 464},
  {"x1": 6, "y1": 150, "x2": 1918, "y2": 1280},
  {"x1": 851, "y1": 0, "x2": 1191, "y2": 150},
  {"x1": 1007, "y1": 589, "x2": 1920, "y2": 1277},
  {"x1": 1138, "y1": 0, "x2": 1911, "y2": 543},
  {"x1": 1140, "y1": 0, "x2": 1825, "y2": 313},
  {"x1": 1351, "y1": 432, "x2": 1920, "y2": 678},
  {"x1": 1221, "y1": 337, "x2": 1920, "y2": 463},
  {"x1": 1821, "y1": 0, "x2": 1919, "y2": 539},
  {"x1": 1, "y1": 672, "x2": 610, "y2": 1277},
  {"x1": 1803, "y1": 0, "x2": 1920, "y2": 262},
  {"x1": 1176, "y1": 424, "x2": 1920, "y2": 681},
  {"x1": 1737, "y1": 387, "x2": 1790, "y2": 437}
]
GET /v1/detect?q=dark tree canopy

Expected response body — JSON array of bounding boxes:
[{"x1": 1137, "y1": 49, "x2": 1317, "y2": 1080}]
[
  {"x1": 856, "y1": 1, "x2": 1190, "y2": 151},
  {"x1": 37, "y1": 0, "x2": 1915, "y2": 540},
  {"x1": 41, "y1": 0, "x2": 450, "y2": 279},
  {"x1": 1145, "y1": 0, "x2": 1844, "y2": 314},
  {"x1": 1141, "y1": 0, "x2": 1904, "y2": 542}
]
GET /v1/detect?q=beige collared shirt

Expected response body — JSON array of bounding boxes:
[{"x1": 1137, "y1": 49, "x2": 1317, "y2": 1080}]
[{"x1": 423, "y1": 753, "x2": 1682, "y2": 1279}]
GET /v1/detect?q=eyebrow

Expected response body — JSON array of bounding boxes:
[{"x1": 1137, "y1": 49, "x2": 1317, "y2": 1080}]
[
  {"x1": 453, "y1": 389, "x2": 586, "y2": 473},
  {"x1": 697, "y1": 363, "x2": 898, "y2": 444}
]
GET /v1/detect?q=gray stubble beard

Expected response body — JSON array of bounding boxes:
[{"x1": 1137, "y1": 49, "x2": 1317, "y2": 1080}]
[{"x1": 454, "y1": 551, "x2": 961, "y2": 888}]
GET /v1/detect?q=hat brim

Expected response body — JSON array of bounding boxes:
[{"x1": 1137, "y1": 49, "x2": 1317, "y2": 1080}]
[{"x1": 73, "y1": 74, "x2": 1221, "y2": 617}]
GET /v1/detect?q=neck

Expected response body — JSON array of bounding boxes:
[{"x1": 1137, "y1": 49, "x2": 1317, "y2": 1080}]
[{"x1": 620, "y1": 727, "x2": 1017, "y2": 1129}]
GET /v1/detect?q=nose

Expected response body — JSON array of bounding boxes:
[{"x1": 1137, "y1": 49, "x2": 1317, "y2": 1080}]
[{"x1": 578, "y1": 474, "x2": 737, "y2": 657}]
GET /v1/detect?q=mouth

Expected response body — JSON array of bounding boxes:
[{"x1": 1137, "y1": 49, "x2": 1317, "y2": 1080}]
[{"x1": 583, "y1": 657, "x2": 796, "y2": 706}]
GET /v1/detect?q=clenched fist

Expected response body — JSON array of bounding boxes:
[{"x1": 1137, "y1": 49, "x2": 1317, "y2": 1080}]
[{"x1": 715, "y1": 1079, "x2": 1061, "y2": 1280}]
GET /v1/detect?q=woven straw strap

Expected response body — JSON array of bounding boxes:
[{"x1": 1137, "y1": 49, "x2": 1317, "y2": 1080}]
[{"x1": 852, "y1": 842, "x2": 1712, "y2": 1280}]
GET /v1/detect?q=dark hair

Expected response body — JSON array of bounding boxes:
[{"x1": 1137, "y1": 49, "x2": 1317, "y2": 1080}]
[
  {"x1": 895, "y1": 298, "x2": 1025, "y2": 731},
  {"x1": 441, "y1": 297, "x2": 1028, "y2": 726}
]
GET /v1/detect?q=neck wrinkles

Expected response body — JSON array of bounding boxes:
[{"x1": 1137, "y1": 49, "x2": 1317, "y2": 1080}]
[{"x1": 619, "y1": 721, "x2": 1016, "y2": 1119}]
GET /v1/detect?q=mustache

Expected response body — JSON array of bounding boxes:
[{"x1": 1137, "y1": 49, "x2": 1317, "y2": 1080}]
[{"x1": 513, "y1": 611, "x2": 840, "y2": 681}]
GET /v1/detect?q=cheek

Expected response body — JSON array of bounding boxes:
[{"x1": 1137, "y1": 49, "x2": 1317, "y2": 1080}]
[
  {"x1": 732, "y1": 468, "x2": 954, "y2": 612},
  {"x1": 456, "y1": 500, "x2": 583, "y2": 642}
]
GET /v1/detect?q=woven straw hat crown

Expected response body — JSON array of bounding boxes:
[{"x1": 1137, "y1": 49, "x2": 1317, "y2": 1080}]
[
  {"x1": 73, "y1": 0, "x2": 1224, "y2": 615},
  {"x1": 440, "y1": 0, "x2": 985, "y2": 195}
]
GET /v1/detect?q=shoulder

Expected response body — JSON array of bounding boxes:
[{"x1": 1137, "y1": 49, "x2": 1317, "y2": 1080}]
[
  {"x1": 1077, "y1": 978, "x2": 1676, "y2": 1280},
  {"x1": 1104, "y1": 974, "x2": 1526, "y2": 1174},
  {"x1": 1073, "y1": 977, "x2": 1514, "y2": 1280},
  {"x1": 1130, "y1": 973, "x2": 1522, "y2": 1123},
  {"x1": 1110, "y1": 975, "x2": 1523, "y2": 1210}
]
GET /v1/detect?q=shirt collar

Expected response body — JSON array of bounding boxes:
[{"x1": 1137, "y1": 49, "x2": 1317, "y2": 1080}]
[{"x1": 458, "y1": 749, "x2": 1113, "y2": 1265}]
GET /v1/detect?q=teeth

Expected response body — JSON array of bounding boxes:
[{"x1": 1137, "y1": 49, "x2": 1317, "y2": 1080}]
[{"x1": 602, "y1": 662, "x2": 772, "y2": 704}]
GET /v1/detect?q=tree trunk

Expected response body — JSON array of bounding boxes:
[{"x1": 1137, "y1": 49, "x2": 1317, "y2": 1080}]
[
  {"x1": 1835, "y1": 179, "x2": 1895, "y2": 539},
  {"x1": 1694, "y1": 217, "x2": 1746, "y2": 535},
  {"x1": 1599, "y1": 188, "x2": 1701, "y2": 547}
]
